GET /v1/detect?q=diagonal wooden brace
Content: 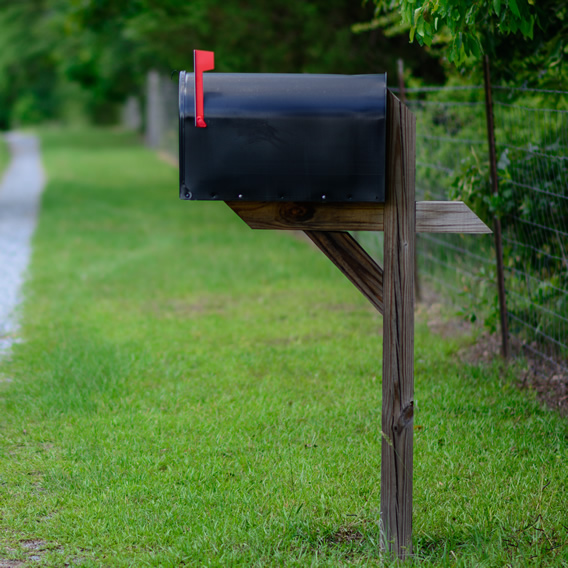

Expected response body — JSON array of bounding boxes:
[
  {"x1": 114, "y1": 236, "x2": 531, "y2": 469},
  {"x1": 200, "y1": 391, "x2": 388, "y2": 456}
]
[{"x1": 304, "y1": 231, "x2": 383, "y2": 315}]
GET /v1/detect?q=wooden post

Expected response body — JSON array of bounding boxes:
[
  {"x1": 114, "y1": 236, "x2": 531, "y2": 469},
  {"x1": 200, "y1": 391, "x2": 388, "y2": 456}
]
[
  {"x1": 381, "y1": 91, "x2": 416, "y2": 559},
  {"x1": 397, "y1": 59, "x2": 421, "y2": 304}
]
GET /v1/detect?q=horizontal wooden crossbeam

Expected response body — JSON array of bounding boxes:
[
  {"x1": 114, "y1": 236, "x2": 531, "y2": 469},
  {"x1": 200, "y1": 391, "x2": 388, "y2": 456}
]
[{"x1": 225, "y1": 200, "x2": 491, "y2": 234}]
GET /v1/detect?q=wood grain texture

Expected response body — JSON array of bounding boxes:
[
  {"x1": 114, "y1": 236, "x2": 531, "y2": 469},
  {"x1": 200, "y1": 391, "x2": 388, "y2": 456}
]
[
  {"x1": 417, "y1": 201, "x2": 491, "y2": 233},
  {"x1": 226, "y1": 200, "x2": 490, "y2": 234},
  {"x1": 303, "y1": 231, "x2": 383, "y2": 314},
  {"x1": 226, "y1": 200, "x2": 384, "y2": 231},
  {"x1": 380, "y1": 90, "x2": 415, "y2": 559}
]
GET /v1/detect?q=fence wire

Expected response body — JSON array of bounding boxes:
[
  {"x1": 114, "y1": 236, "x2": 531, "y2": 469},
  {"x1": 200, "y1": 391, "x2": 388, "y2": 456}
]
[
  {"x1": 492, "y1": 93, "x2": 568, "y2": 370},
  {"x1": 403, "y1": 86, "x2": 567, "y2": 373},
  {"x1": 137, "y1": 72, "x2": 568, "y2": 373},
  {"x1": 405, "y1": 91, "x2": 497, "y2": 337}
]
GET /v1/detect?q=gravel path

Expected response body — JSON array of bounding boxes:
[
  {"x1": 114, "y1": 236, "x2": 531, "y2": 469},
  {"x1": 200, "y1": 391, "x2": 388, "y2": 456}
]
[{"x1": 0, "y1": 133, "x2": 46, "y2": 357}]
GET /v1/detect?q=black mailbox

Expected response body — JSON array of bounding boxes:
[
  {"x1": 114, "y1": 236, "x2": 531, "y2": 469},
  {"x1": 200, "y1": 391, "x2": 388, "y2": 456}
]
[{"x1": 179, "y1": 51, "x2": 387, "y2": 203}]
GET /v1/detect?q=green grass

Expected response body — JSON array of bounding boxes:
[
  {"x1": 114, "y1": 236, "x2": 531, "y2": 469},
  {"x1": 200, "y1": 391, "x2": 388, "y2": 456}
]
[
  {"x1": 0, "y1": 133, "x2": 9, "y2": 181},
  {"x1": 1, "y1": 127, "x2": 567, "y2": 567}
]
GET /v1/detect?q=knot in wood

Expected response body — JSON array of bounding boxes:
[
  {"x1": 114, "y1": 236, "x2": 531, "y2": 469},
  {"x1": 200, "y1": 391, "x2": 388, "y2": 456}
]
[
  {"x1": 394, "y1": 401, "x2": 414, "y2": 434},
  {"x1": 279, "y1": 202, "x2": 315, "y2": 223}
]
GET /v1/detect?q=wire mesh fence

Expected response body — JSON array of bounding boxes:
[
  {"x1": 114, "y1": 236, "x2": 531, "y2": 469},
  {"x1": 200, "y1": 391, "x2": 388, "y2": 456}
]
[
  {"x1": 389, "y1": 84, "x2": 567, "y2": 373},
  {"x1": 356, "y1": 86, "x2": 499, "y2": 338},
  {"x1": 408, "y1": 89, "x2": 495, "y2": 330},
  {"x1": 492, "y1": 91, "x2": 568, "y2": 369},
  {"x1": 137, "y1": 70, "x2": 568, "y2": 373}
]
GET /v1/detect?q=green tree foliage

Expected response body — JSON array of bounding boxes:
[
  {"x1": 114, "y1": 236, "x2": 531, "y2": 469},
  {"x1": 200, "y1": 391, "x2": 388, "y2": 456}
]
[
  {"x1": 364, "y1": 0, "x2": 567, "y2": 85},
  {"x1": 0, "y1": 0, "x2": 443, "y2": 127},
  {"x1": 0, "y1": 1, "x2": 59, "y2": 128},
  {"x1": 58, "y1": 0, "x2": 445, "y2": 93}
]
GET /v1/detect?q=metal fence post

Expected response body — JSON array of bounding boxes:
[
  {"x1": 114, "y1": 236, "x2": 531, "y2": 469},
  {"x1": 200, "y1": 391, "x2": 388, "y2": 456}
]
[{"x1": 483, "y1": 55, "x2": 510, "y2": 360}]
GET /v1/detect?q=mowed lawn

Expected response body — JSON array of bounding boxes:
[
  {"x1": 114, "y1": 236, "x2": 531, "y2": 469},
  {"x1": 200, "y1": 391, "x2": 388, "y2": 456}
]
[{"x1": 0, "y1": 128, "x2": 567, "y2": 567}]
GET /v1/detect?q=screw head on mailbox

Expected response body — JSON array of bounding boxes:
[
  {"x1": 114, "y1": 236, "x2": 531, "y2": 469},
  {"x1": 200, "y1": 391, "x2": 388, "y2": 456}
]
[{"x1": 179, "y1": 50, "x2": 387, "y2": 203}]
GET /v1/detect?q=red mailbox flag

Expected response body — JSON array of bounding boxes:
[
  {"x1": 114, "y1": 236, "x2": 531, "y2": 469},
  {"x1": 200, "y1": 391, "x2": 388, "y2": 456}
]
[{"x1": 194, "y1": 50, "x2": 215, "y2": 128}]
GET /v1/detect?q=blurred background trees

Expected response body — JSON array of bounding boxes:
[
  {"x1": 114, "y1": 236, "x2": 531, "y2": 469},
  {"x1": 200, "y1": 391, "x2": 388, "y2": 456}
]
[
  {"x1": 0, "y1": 0, "x2": 442, "y2": 128},
  {"x1": 0, "y1": 0, "x2": 565, "y2": 128}
]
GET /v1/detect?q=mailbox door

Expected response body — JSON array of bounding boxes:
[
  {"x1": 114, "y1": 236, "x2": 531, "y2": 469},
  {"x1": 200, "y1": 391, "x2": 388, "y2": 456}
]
[{"x1": 179, "y1": 72, "x2": 387, "y2": 203}]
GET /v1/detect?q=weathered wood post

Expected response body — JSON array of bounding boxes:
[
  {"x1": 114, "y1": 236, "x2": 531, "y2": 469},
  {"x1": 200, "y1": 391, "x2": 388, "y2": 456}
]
[{"x1": 381, "y1": 92, "x2": 416, "y2": 558}]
